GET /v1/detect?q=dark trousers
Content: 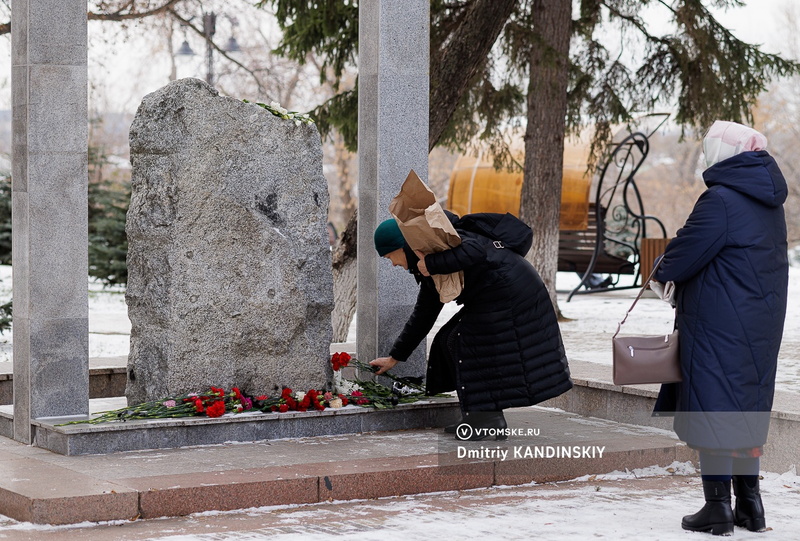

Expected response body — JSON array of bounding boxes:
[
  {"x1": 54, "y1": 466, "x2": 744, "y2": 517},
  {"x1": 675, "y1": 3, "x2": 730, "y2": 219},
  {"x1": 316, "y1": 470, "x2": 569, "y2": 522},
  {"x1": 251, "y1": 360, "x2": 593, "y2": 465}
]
[{"x1": 700, "y1": 451, "x2": 760, "y2": 482}]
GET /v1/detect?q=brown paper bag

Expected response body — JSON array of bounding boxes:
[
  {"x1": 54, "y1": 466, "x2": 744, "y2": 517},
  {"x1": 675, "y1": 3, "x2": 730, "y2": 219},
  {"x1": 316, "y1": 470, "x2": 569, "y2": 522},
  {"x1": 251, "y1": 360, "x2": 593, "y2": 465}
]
[{"x1": 389, "y1": 170, "x2": 464, "y2": 302}]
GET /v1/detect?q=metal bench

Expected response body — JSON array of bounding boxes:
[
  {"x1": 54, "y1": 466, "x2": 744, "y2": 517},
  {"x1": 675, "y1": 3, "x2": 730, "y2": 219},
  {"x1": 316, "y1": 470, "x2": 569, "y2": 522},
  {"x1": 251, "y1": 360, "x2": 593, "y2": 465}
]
[{"x1": 561, "y1": 129, "x2": 667, "y2": 302}]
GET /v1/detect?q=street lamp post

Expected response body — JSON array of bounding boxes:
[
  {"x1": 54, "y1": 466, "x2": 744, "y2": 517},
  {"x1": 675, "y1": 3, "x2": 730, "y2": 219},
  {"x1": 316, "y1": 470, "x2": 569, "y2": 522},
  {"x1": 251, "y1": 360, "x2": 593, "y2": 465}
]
[
  {"x1": 176, "y1": 12, "x2": 240, "y2": 87},
  {"x1": 202, "y1": 12, "x2": 216, "y2": 86}
]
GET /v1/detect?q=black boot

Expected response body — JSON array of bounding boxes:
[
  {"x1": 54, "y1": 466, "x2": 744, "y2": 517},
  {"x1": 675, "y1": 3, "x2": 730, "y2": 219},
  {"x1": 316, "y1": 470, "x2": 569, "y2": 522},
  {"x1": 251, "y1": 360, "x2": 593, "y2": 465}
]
[
  {"x1": 733, "y1": 475, "x2": 766, "y2": 532},
  {"x1": 681, "y1": 480, "x2": 734, "y2": 536},
  {"x1": 455, "y1": 411, "x2": 508, "y2": 441}
]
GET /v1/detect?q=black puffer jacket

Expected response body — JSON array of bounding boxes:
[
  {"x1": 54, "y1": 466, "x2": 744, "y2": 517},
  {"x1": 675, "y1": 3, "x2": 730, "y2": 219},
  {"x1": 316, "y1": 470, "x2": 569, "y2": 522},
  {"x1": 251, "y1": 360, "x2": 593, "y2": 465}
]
[{"x1": 389, "y1": 213, "x2": 572, "y2": 412}]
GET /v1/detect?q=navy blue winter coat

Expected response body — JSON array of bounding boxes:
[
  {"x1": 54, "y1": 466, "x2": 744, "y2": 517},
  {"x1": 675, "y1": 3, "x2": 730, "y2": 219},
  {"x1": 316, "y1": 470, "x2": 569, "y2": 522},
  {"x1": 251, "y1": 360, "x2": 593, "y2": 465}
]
[
  {"x1": 653, "y1": 150, "x2": 788, "y2": 450},
  {"x1": 389, "y1": 213, "x2": 572, "y2": 412}
]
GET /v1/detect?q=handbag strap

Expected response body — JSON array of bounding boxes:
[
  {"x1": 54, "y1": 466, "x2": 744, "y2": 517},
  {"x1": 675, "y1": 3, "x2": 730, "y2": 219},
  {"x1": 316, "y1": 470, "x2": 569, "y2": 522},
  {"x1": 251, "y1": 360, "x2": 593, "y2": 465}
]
[{"x1": 612, "y1": 257, "x2": 666, "y2": 339}]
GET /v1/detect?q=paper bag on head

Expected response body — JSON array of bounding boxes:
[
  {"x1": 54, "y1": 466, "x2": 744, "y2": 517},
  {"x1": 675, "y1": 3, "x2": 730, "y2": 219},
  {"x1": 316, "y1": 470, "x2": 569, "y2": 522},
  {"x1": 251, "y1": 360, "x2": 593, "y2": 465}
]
[{"x1": 389, "y1": 170, "x2": 464, "y2": 303}]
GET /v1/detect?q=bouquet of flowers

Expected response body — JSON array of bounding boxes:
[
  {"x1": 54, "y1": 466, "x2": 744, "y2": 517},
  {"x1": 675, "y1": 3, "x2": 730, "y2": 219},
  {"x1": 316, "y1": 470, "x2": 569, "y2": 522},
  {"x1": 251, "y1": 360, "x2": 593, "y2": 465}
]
[
  {"x1": 328, "y1": 352, "x2": 431, "y2": 409},
  {"x1": 60, "y1": 386, "x2": 254, "y2": 425},
  {"x1": 59, "y1": 352, "x2": 437, "y2": 425}
]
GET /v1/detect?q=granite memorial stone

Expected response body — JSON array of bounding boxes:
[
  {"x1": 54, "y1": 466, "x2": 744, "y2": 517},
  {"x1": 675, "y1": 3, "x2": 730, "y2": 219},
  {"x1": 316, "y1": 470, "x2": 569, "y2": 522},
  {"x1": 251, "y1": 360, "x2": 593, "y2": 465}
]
[{"x1": 126, "y1": 78, "x2": 333, "y2": 404}]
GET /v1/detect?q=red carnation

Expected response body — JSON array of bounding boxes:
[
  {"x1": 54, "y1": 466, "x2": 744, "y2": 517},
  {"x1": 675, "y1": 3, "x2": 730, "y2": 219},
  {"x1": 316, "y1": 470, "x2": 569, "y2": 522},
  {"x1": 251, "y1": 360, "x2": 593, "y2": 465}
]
[
  {"x1": 338, "y1": 394, "x2": 349, "y2": 406},
  {"x1": 206, "y1": 400, "x2": 226, "y2": 418},
  {"x1": 356, "y1": 398, "x2": 370, "y2": 405},
  {"x1": 281, "y1": 388, "x2": 293, "y2": 399},
  {"x1": 232, "y1": 387, "x2": 243, "y2": 400},
  {"x1": 351, "y1": 390, "x2": 363, "y2": 397},
  {"x1": 331, "y1": 352, "x2": 351, "y2": 371},
  {"x1": 194, "y1": 399, "x2": 204, "y2": 413},
  {"x1": 256, "y1": 395, "x2": 268, "y2": 401},
  {"x1": 278, "y1": 403, "x2": 289, "y2": 413}
]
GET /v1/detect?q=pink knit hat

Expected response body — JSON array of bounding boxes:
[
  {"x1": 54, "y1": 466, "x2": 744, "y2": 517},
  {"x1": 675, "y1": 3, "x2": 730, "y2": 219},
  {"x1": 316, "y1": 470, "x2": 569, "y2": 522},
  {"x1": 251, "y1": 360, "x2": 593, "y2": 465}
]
[{"x1": 703, "y1": 120, "x2": 768, "y2": 168}]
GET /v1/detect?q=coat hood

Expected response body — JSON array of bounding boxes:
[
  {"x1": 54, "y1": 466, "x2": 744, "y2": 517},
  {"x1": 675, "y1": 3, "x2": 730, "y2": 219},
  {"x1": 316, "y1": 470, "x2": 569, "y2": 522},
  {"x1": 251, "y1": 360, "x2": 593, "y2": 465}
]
[
  {"x1": 454, "y1": 212, "x2": 533, "y2": 256},
  {"x1": 702, "y1": 150, "x2": 788, "y2": 208}
]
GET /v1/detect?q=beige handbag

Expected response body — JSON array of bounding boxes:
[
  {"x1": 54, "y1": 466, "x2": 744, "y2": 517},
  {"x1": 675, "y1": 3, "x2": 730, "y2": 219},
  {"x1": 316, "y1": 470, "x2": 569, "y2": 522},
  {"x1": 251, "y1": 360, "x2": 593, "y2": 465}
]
[{"x1": 612, "y1": 260, "x2": 682, "y2": 386}]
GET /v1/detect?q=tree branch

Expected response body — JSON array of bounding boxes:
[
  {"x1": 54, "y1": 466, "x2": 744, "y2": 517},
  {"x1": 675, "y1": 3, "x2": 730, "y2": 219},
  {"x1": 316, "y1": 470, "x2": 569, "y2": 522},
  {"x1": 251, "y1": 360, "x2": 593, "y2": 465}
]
[
  {"x1": 0, "y1": 0, "x2": 187, "y2": 35},
  {"x1": 599, "y1": 0, "x2": 670, "y2": 45},
  {"x1": 429, "y1": 0, "x2": 518, "y2": 150},
  {"x1": 89, "y1": 0, "x2": 185, "y2": 21}
]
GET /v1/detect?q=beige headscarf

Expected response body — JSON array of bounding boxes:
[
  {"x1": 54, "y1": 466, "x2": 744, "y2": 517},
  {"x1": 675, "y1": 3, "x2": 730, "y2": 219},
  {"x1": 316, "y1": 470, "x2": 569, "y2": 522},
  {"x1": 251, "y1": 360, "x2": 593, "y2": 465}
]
[{"x1": 703, "y1": 120, "x2": 768, "y2": 168}]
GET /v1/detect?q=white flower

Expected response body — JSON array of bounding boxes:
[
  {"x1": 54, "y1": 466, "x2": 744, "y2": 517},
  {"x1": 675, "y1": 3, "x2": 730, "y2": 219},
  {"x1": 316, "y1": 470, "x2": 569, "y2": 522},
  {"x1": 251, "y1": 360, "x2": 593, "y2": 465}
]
[
  {"x1": 295, "y1": 391, "x2": 306, "y2": 401},
  {"x1": 295, "y1": 120, "x2": 302, "y2": 127},
  {"x1": 328, "y1": 398, "x2": 343, "y2": 408}
]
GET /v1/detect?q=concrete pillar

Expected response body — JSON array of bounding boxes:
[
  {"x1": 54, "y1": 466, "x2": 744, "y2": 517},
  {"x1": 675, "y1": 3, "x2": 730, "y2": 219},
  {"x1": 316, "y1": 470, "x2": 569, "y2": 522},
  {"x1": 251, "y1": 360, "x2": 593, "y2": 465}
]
[
  {"x1": 357, "y1": 0, "x2": 430, "y2": 377},
  {"x1": 11, "y1": 0, "x2": 89, "y2": 443}
]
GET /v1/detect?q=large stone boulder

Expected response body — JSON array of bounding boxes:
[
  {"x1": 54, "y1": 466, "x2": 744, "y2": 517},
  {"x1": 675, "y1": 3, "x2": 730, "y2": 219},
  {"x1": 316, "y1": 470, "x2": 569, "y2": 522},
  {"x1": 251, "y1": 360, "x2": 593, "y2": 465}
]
[{"x1": 126, "y1": 78, "x2": 333, "y2": 404}]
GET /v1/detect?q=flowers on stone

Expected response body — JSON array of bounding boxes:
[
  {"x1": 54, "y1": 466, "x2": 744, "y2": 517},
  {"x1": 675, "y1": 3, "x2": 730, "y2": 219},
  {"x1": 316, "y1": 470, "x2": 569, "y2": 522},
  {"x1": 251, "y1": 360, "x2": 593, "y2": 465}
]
[
  {"x1": 206, "y1": 400, "x2": 226, "y2": 418},
  {"x1": 328, "y1": 398, "x2": 343, "y2": 408},
  {"x1": 58, "y1": 354, "x2": 437, "y2": 426},
  {"x1": 242, "y1": 99, "x2": 315, "y2": 125},
  {"x1": 60, "y1": 387, "x2": 258, "y2": 425}
]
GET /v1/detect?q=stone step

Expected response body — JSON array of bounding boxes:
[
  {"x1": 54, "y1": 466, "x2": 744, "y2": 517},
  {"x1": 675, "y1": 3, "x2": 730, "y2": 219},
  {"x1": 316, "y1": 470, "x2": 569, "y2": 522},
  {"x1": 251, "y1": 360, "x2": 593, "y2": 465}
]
[
  {"x1": 0, "y1": 406, "x2": 692, "y2": 525},
  {"x1": 0, "y1": 356, "x2": 128, "y2": 406},
  {"x1": 544, "y1": 359, "x2": 800, "y2": 474}
]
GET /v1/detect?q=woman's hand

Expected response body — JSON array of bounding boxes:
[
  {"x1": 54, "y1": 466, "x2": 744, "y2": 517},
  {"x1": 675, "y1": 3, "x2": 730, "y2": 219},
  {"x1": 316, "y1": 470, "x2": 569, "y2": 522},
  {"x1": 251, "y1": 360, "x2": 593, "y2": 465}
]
[
  {"x1": 414, "y1": 250, "x2": 430, "y2": 276},
  {"x1": 369, "y1": 356, "x2": 399, "y2": 375}
]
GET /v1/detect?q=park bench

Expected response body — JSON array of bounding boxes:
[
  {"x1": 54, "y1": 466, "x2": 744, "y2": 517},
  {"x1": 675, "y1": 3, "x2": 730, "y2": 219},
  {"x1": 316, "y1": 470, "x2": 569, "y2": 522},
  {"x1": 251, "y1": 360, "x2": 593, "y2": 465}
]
[
  {"x1": 561, "y1": 129, "x2": 668, "y2": 301},
  {"x1": 558, "y1": 202, "x2": 636, "y2": 276}
]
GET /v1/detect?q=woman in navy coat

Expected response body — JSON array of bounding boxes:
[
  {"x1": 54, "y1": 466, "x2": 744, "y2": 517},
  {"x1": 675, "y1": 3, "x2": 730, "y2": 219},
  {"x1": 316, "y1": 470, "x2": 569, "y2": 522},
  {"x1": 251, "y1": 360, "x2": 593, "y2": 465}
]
[{"x1": 654, "y1": 121, "x2": 788, "y2": 535}]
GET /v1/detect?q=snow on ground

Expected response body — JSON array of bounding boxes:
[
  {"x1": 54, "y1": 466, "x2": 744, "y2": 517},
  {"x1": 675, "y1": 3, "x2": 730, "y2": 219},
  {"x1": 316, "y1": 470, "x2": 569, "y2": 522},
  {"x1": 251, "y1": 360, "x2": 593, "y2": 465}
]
[
  {"x1": 0, "y1": 265, "x2": 130, "y2": 362},
  {"x1": 1, "y1": 463, "x2": 799, "y2": 540}
]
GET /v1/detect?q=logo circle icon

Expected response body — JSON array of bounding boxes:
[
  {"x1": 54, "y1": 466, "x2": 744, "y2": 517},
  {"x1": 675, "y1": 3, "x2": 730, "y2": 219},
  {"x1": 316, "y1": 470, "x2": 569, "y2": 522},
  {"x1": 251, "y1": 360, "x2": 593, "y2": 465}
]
[{"x1": 455, "y1": 423, "x2": 473, "y2": 440}]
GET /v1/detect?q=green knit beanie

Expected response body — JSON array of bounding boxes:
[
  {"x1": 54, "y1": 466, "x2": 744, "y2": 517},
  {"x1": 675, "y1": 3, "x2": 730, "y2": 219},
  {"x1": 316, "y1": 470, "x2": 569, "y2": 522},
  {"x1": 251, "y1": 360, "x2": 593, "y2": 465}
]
[{"x1": 374, "y1": 218, "x2": 406, "y2": 256}]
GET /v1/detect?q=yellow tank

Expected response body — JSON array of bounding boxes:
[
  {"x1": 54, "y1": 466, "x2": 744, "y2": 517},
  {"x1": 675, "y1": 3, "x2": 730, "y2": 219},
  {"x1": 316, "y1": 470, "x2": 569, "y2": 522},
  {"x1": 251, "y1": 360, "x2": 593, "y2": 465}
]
[{"x1": 446, "y1": 141, "x2": 591, "y2": 231}]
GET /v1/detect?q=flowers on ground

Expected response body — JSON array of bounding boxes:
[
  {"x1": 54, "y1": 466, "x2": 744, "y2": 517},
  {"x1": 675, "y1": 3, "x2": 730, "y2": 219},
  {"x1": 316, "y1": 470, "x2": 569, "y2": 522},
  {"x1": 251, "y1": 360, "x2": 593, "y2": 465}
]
[{"x1": 60, "y1": 386, "x2": 254, "y2": 425}]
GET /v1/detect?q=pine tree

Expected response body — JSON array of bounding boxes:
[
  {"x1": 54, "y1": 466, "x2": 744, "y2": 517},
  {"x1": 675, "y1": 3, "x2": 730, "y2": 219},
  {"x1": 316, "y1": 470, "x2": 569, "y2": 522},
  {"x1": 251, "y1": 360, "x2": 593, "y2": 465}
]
[
  {"x1": 0, "y1": 175, "x2": 11, "y2": 266},
  {"x1": 87, "y1": 137, "x2": 130, "y2": 287}
]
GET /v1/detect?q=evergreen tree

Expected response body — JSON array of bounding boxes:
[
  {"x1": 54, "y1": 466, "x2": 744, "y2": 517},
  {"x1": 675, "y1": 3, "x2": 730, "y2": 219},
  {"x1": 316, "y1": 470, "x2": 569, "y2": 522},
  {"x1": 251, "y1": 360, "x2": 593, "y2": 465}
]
[
  {"x1": 261, "y1": 0, "x2": 798, "y2": 314},
  {"x1": 88, "y1": 137, "x2": 130, "y2": 288},
  {"x1": 0, "y1": 175, "x2": 11, "y2": 266}
]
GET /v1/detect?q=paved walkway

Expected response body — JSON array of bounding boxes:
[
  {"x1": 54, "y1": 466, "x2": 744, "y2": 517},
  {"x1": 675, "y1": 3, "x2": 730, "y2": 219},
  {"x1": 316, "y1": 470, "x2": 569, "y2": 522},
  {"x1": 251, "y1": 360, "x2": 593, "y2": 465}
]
[{"x1": 4, "y1": 469, "x2": 800, "y2": 540}]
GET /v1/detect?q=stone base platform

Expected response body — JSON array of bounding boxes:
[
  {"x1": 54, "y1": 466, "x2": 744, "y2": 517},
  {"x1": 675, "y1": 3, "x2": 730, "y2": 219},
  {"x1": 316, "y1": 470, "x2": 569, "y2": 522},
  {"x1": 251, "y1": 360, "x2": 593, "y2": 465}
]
[{"x1": 0, "y1": 397, "x2": 462, "y2": 456}]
